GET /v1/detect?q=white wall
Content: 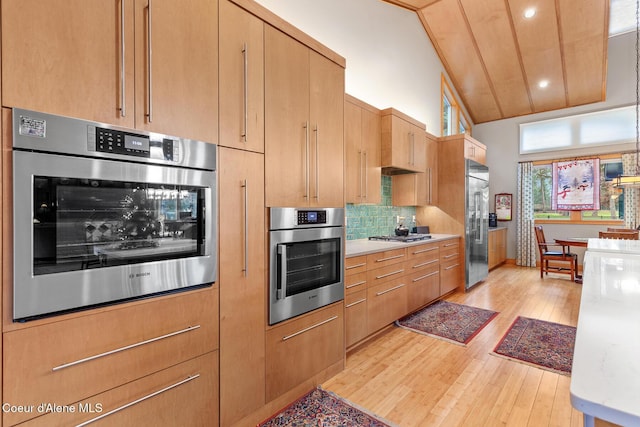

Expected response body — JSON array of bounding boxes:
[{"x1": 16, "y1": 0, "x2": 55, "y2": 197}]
[
  {"x1": 474, "y1": 32, "x2": 636, "y2": 260},
  {"x1": 253, "y1": 0, "x2": 448, "y2": 135}
]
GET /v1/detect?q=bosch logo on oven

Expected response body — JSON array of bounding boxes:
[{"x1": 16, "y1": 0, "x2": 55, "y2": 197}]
[{"x1": 129, "y1": 272, "x2": 151, "y2": 279}]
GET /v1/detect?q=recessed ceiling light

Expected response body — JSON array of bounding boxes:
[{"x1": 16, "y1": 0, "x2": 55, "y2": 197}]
[
  {"x1": 524, "y1": 8, "x2": 536, "y2": 19},
  {"x1": 538, "y1": 80, "x2": 549, "y2": 88}
]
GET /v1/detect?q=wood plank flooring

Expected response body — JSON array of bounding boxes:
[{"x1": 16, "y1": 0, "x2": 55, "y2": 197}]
[{"x1": 322, "y1": 265, "x2": 584, "y2": 426}]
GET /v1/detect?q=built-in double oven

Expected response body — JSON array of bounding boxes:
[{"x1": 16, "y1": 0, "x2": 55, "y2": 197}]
[
  {"x1": 268, "y1": 207, "x2": 344, "y2": 325},
  {"x1": 10, "y1": 108, "x2": 217, "y2": 322}
]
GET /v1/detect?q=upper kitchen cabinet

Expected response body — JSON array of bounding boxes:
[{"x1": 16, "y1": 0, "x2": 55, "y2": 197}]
[
  {"x1": 463, "y1": 135, "x2": 486, "y2": 165},
  {"x1": 392, "y1": 131, "x2": 438, "y2": 206},
  {"x1": 380, "y1": 108, "x2": 427, "y2": 174},
  {"x1": 219, "y1": 0, "x2": 264, "y2": 152},
  {"x1": 264, "y1": 25, "x2": 345, "y2": 208},
  {"x1": 2, "y1": 0, "x2": 218, "y2": 144},
  {"x1": 345, "y1": 95, "x2": 381, "y2": 205}
]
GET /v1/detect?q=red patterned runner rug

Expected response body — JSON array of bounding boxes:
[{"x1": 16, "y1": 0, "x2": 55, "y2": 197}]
[
  {"x1": 258, "y1": 386, "x2": 397, "y2": 427},
  {"x1": 492, "y1": 316, "x2": 576, "y2": 375},
  {"x1": 395, "y1": 300, "x2": 499, "y2": 345}
]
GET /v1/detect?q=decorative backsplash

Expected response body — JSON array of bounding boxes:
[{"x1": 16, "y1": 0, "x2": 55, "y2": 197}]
[{"x1": 346, "y1": 176, "x2": 416, "y2": 240}]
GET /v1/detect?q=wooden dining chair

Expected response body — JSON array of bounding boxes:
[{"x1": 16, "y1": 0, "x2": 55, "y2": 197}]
[
  {"x1": 599, "y1": 230, "x2": 639, "y2": 240},
  {"x1": 534, "y1": 225, "x2": 578, "y2": 282}
]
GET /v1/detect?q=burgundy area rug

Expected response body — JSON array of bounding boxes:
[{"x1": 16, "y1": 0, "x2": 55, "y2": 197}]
[
  {"x1": 492, "y1": 316, "x2": 576, "y2": 375},
  {"x1": 395, "y1": 300, "x2": 499, "y2": 345},
  {"x1": 258, "y1": 387, "x2": 397, "y2": 427}
]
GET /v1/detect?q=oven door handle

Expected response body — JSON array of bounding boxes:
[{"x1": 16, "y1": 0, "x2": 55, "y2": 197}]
[{"x1": 277, "y1": 244, "x2": 287, "y2": 300}]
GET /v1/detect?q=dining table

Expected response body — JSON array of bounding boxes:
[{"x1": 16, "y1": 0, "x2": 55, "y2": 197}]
[{"x1": 554, "y1": 237, "x2": 589, "y2": 283}]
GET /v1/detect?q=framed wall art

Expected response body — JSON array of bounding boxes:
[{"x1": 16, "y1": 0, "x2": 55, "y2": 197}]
[{"x1": 495, "y1": 193, "x2": 512, "y2": 221}]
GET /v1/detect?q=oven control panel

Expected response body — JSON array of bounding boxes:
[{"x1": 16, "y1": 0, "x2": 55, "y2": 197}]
[
  {"x1": 297, "y1": 210, "x2": 327, "y2": 225},
  {"x1": 91, "y1": 126, "x2": 179, "y2": 162}
]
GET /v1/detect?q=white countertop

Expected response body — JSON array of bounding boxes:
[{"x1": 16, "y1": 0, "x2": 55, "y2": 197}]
[
  {"x1": 587, "y1": 237, "x2": 640, "y2": 255},
  {"x1": 346, "y1": 234, "x2": 460, "y2": 257},
  {"x1": 570, "y1": 248, "x2": 640, "y2": 426}
]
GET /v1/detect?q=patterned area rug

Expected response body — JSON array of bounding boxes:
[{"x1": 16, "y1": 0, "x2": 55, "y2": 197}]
[
  {"x1": 258, "y1": 387, "x2": 397, "y2": 427},
  {"x1": 492, "y1": 316, "x2": 576, "y2": 375},
  {"x1": 395, "y1": 300, "x2": 499, "y2": 345}
]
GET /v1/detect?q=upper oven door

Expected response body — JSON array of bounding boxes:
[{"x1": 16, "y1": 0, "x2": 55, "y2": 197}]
[{"x1": 12, "y1": 150, "x2": 216, "y2": 321}]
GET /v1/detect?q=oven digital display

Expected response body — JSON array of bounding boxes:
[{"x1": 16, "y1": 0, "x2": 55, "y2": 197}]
[
  {"x1": 297, "y1": 210, "x2": 326, "y2": 225},
  {"x1": 124, "y1": 134, "x2": 150, "y2": 152}
]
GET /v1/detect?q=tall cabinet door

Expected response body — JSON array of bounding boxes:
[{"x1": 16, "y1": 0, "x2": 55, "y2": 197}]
[
  {"x1": 1, "y1": 0, "x2": 135, "y2": 127},
  {"x1": 219, "y1": 0, "x2": 264, "y2": 152},
  {"x1": 133, "y1": 0, "x2": 218, "y2": 143},
  {"x1": 264, "y1": 25, "x2": 310, "y2": 206},
  {"x1": 218, "y1": 147, "x2": 265, "y2": 427},
  {"x1": 344, "y1": 100, "x2": 363, "y2": 203},
  {"x1": 309, "y1": 51, "x2": 344, "y2": 208},
  {"x1": 361, "y1": 107, "x2": 382, "y2": 205}
]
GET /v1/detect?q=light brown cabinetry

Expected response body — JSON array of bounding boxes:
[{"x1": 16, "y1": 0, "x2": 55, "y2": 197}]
[
  {"x1": 265, "y1": 302, "x2": 344, "y2": 402},
  {"x1": 219, "y1": 0, "x2": 264, "y2": 152},
  {"x1": 264, "y1": 25, "x2": 344, "y2": 207},
  {"x1": 218, "y1": 147, "x2": 265, "y2": 426},
  {"x1": 3, "y1": 289, "x2": 218, "y2": 426},
  {"x1": 392, "y1": 131, "x2": 439, "y2": 207},
  {"x1": 464, "y1": 137, "x2": 487, "y2": 165},
  {"x1": 2, "y1": 0, "x2": 218, "y2": 143},
  {"x1": 345, "y1": 95, "x2": 381, "y2": 204},
  {"x1": 439, "y1": 239, "x2": 462, "y2": 295},
  {"x1": 345, "y1": 255, "x2": 368, "y2": 347},
  {"x1": 380, "y1": 108, "x2": 427, "y2": 174},
  {"x1": 488, "y1": 228, "x2": 507, "y2": 270},
  {"x1": 405, "y1": 241, "x2": 440, "y2": 312}
]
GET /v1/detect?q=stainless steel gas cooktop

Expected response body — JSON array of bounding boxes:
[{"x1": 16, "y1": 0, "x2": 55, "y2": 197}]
[{"x1": 368, "y1": 234, "x2": 431, "y2": 242}]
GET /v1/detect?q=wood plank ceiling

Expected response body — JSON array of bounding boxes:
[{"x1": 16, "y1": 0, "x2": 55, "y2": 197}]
[{"x1": 383, "y1": 0, "x2": 610, "y2": 124}]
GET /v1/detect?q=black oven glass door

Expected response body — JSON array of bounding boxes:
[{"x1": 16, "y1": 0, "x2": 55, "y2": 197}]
[
  {"x1": 276, "y1": 237, "x2": 341, "y2": 299},
  {"x1": 33, "y1": 177, "x2": 206, "y2": 275}
]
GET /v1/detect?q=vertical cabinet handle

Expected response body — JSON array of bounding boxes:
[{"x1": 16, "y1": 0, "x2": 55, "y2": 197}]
[
  {"x1": 303, "y1": 122, "x2": 309, "y2": 199},
  {"x1": 358, "y1": 150, "x2": 363, "y2": 200},
  {"x1": 242, "y1": 179, "x2": 248, "y2": 276},
  {"x1": 363, "y1": 150, "x2": 368, "y2": 200},
  {"x1": 428, "y1": 167, "x2": 432, "y2": 204},
  {"x1": 314, "y1": 125, "x2": 319, "y2": 199},
  {"x1": 241, "y1": 43, "x2": 248, "y2": 142},
  {"x1": 146, "y1": 0, "x2": 153, "y2": 123},
  {"x1": 120, "y1": 0, "x2": 126, "y2": 117}
]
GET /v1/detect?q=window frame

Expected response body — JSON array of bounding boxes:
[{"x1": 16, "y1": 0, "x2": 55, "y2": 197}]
[{"x1": 441, "y1": 74, "x2": 472, "y2": 137}]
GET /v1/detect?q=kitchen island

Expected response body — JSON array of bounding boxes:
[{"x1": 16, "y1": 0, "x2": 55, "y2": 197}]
[{"x1": 570, "y1": 239, "x2": 640, "y2": 427}]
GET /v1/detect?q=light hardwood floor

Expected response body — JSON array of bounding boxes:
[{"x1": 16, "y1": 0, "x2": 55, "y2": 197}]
[{"x1": 323, "y1": 265, "x2": 584, "y2": 426}]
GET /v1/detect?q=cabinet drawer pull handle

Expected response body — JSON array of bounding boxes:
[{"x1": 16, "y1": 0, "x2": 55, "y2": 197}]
[
  {"x1": 413, "y1": 259, "x2": 438, "y2": 268},
  {"x1": 346, "y1": 262, "x2": 366, "y2": 270},
  {"x1": 304, "y1": 122, "x2": 309, "y2": 199},
  {"x1": 241, "y1": 42, "x2": 248, "y2": 141},
  {"x1": 376, "y1": 283, "x2": 406, "y2": 296},
  {"x1": 146, "y1": 0, "x2": 153, "y2": 123},
  {"x1": 443, "y1": 253, "x2": 459, "y2": 259},
  {"x1": 364, "y1": 150, "x2": 368, "y2": 199},
  {"x1": 346, "y1": 298, "x2": 366, "y2": 308},
  {"x1": 375, "y1": 269, "x2": 404, "y2": 279},
  {"x1": 282, "y1": 316, "x2": 338, "y2": 341},
  {"x1": 52, "y1": 325, "x2": 201, "y2": 372},
  {"x1": 375, "y1": 254, "x2": 404, "y2": 262},
  {"x1": 242, "y1": 179, "x2": 249, "y2": 276},
  {"x1": 74, "y1": 374, "x2": 200, "y2": 427},
  {"x1": 412, "y1": 247, "x2": 437, "y2": 254},
  {"x1": 443, "y1": 242, "x2": 457, "y2": 247},
  {"x1": 346, "y1": 280, "x2": 366, "y2": 289},
  {"x1": 445, "y1": 263, "x2": 460, "y2": 271},
  {"x1": 413, "y1": 271, "x2": 439, "y2": 282},
  {"x1": 314, "y1": 125, "x2": 319, "y2": 199}
]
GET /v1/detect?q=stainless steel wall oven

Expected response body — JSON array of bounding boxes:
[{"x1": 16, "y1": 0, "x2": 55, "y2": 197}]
[
  {"x1": 268, "y1": 207, "x2": 344, "y2": 325},
  {"x1": 11, "y1": 109, "x2": 217, "y2": 321}
]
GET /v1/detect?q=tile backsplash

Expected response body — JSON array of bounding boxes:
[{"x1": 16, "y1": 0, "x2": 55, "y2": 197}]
[{"x1": 346, "y1": 176, "x2": 416, "y2": 240}]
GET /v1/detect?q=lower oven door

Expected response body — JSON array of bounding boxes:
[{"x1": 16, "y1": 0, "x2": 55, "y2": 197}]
[
  {"x1": 12, "y1": 150, "x2": 216, "y2": 321},
  {"x1": 269, "y1": 226, "x2": 344, "y2": 325}
]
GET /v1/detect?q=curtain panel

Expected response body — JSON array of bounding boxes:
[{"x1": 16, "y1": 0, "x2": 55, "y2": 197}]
[
  {"x1": 621, "y1": 153, "x2": 640, "y2": 228},
  {"x1": 516, "y1": 162, "x2": 537, "y2": 267}
]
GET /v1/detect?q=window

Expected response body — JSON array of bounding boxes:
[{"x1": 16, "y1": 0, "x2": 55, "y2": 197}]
[
  {"x1": 533, "y1": 158, "x2": 624, "y2": 223},
  {"x1": 441, "y1": 74, "x2": 472, "y2": 137}
]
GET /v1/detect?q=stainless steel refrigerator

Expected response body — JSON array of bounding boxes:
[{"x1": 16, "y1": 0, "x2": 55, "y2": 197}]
[{"x1": 465, "y1": 159, "x2": 489, "y2": 289}]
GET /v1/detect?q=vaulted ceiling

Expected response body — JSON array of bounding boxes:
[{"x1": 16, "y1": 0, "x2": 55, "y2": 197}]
[{"x1": 383, "y1": 0, "x2": 610, "y2": 124}]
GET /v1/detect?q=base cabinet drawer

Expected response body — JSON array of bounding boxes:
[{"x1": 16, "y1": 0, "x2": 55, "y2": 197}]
[
  {"x1": 20, "y1": 351, "x2": 219, "y2": 427},
  {"x1": 265, "y1": 303, "x2": 344, "y2": 402},
  {"x1": 3, "y1": 289, "x2": 218, "y2": 426},
  {"x1": 345, "y1": 290, "x2": 368, "y2": 348},
  {"x1": 440, "y1": 260, "x2": 461, "y2": 295},
  {"x1": 367, "y1": 277, "x2": 407, "y2": 334},
  {"x1": 406, "y1": 266, "x2": 440, "y2": 312}
]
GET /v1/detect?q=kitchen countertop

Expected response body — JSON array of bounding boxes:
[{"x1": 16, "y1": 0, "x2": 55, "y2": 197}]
[
  {"x1": 570, "y1": 244, "x2": 640, "y2": 426},
  {"x1": 346, "y1": 234, "x2": 460, "y2": 257}
]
